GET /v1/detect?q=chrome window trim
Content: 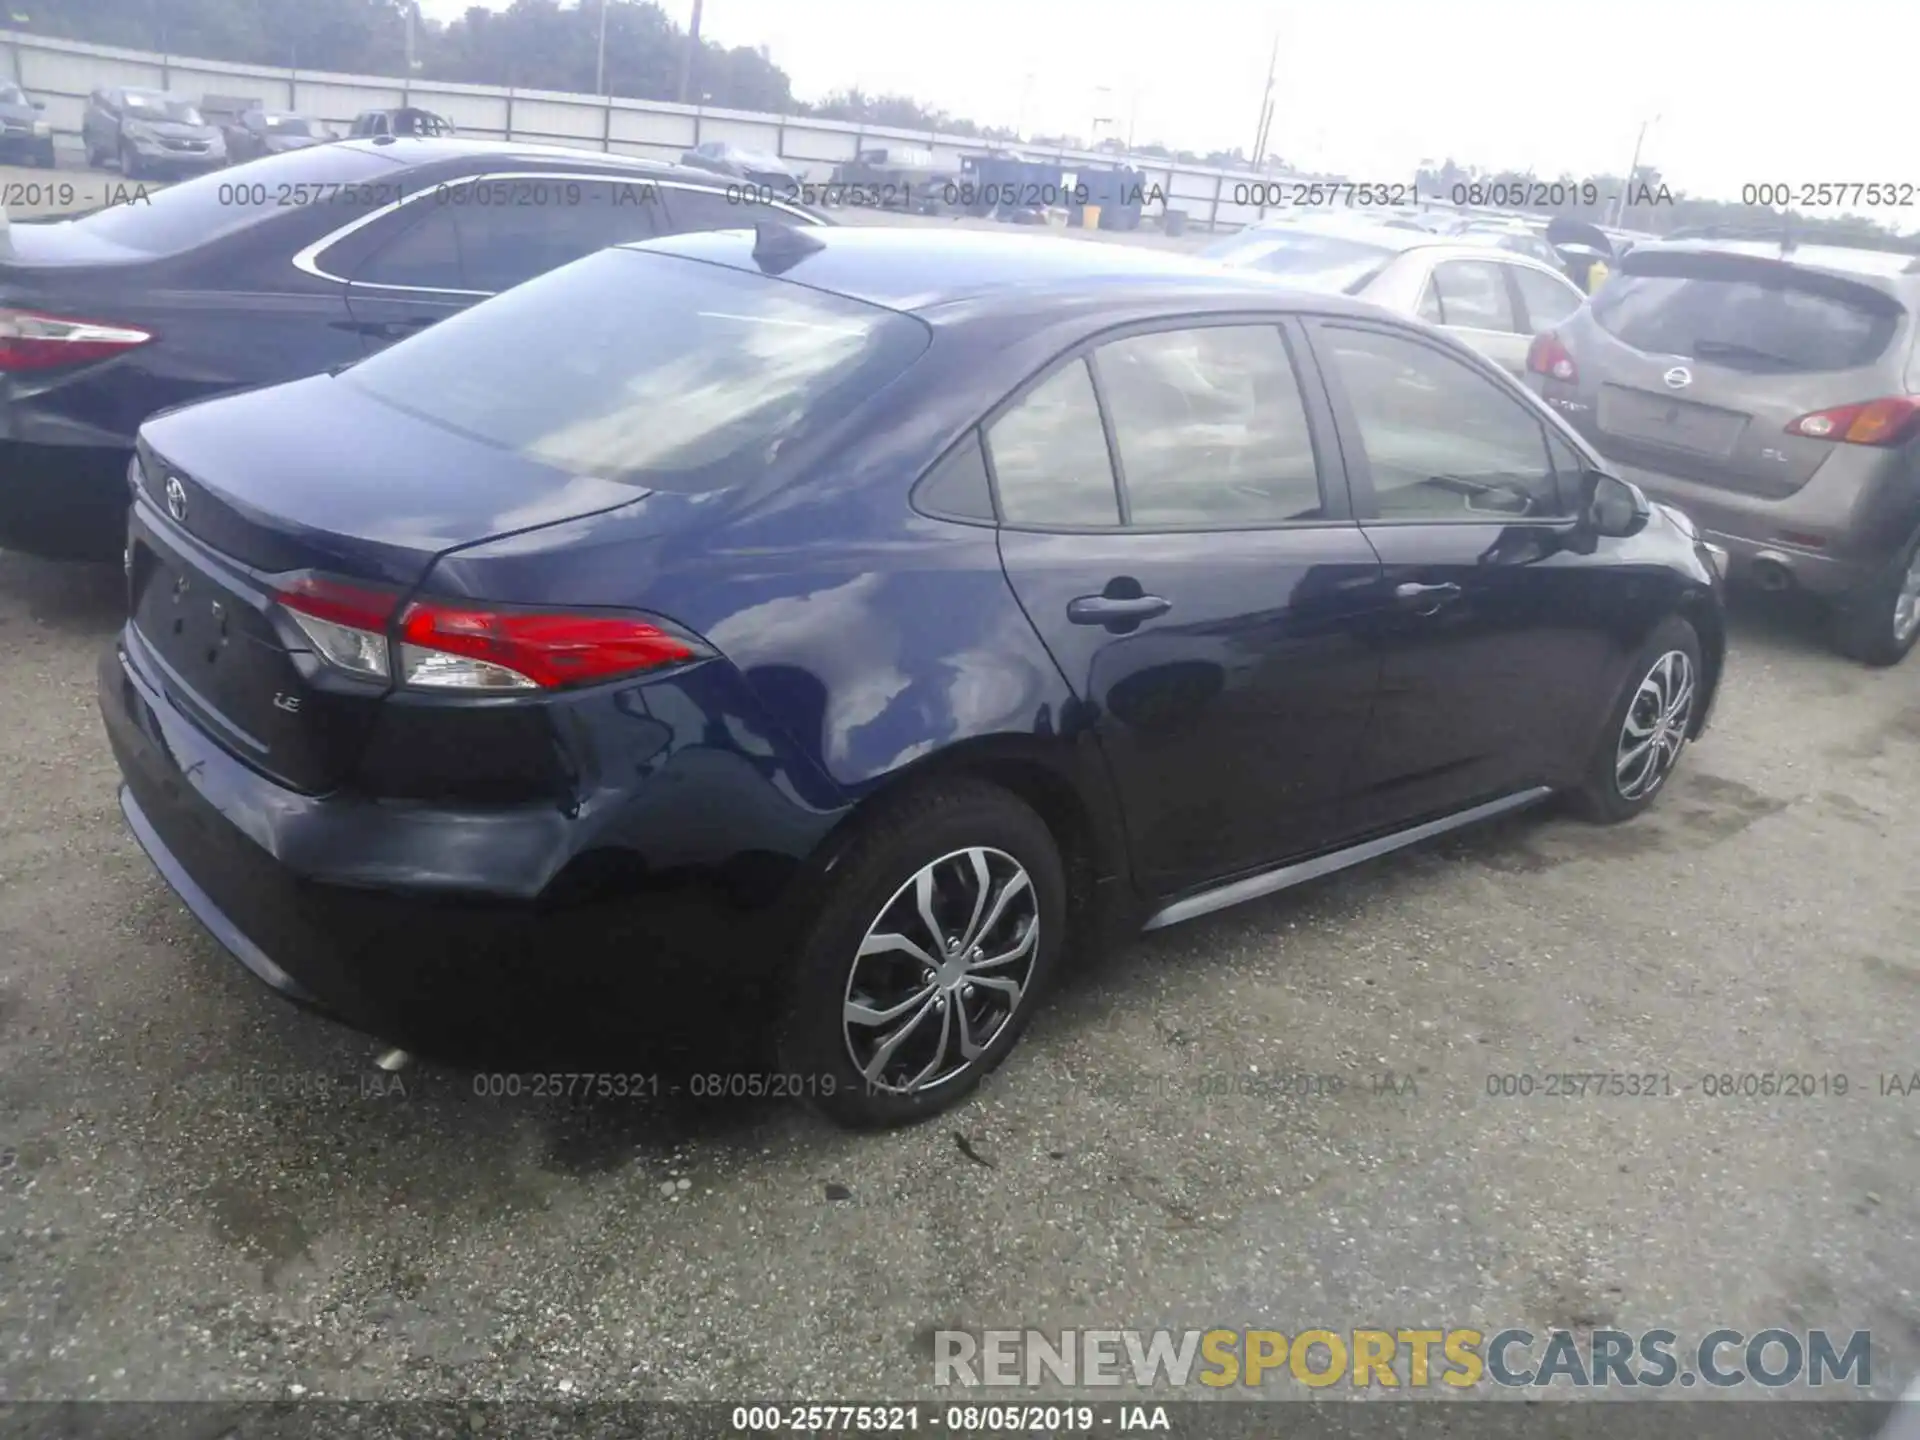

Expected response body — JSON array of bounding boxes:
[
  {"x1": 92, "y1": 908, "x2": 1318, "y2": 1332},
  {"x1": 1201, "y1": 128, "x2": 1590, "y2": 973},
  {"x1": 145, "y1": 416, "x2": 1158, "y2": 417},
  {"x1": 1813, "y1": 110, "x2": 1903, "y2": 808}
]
[{"x1": 290, "y1": 170, "x2": 821, "y2": 296}]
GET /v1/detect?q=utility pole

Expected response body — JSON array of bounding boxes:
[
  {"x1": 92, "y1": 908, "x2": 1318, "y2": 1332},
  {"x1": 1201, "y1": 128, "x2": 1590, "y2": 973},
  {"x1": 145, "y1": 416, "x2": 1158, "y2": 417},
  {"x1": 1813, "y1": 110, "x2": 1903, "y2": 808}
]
[
  {"x1": 676, "y1": 0, "x2": 703, "y2": 105},
  {"x1": 1249, "y1": 28, "x2": 1278, "y2": 169},
  {"x1": 1610, "y1": 113, "x2": 1658, "y2": 227},
  {"x1": 595, "y1": 0, "x2": 609, "y2": 94}
]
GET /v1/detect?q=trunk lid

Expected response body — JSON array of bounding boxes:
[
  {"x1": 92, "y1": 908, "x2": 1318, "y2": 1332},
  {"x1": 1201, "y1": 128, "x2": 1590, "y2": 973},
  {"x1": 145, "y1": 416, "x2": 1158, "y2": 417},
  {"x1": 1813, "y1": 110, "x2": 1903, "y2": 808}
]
[
  {"x1": 1575, "y1": 249, "x2": 1911, "y2": 499},
  {"x1": 130, "y1": 376, "x2": 652, "y2": 792}
]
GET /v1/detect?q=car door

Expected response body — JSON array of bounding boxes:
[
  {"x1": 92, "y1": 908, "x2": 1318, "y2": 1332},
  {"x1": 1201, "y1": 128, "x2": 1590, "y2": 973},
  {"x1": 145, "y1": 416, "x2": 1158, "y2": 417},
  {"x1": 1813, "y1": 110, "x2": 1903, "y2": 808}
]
[
  {"x1": 1303, "y1": 316, "x2": 1621, "y2": 833},
  {"x1": 992, "y1": 317, "x2": 1387, "y2": 897},
  {"x1": 336, "y1": 173, "x2": 670, "y2": 350},
  {"x1": 1414, "y1": 257, "x2": 1530, "y2": 375}
]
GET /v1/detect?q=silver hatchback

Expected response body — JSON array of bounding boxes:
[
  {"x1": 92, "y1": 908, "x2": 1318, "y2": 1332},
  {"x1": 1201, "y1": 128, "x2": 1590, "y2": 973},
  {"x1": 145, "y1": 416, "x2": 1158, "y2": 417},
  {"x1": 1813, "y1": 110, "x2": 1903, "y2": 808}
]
[{"x1": 1528, "y1": 239, "x2": 1920, "y2": 664}]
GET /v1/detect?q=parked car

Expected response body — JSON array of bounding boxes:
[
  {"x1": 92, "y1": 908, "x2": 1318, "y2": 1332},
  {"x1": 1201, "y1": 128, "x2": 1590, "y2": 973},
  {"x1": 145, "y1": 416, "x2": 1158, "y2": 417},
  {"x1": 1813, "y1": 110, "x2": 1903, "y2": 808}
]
[
  {"x1": 98, "y1": 227, "x2": 1726, "y2": 1128},
  {"x1": 82, "y1": 87, "x2": 226, "y2": 178},
  {"x1": 0, "y1": 139, "x2": 825, "y2": 560},
  {"x1": 680, "y1": 140, "x2": 803, "y2": 191},
  {"x1": 222, "y1": 106, "x2": 335, "y2": 162},
  {"x1": 1527, "y1": 238, "x2": 1920, "y2": 665},
  {"x1": 1202, "y1": 216, "x2": 1588, "y2": 376},
  {"x1": 0, "y1": 82, "x2": 55, "y2": 168},
  {"x1": 347, "y1": 106, "x2": 455, "y2": 139},
  {"x1": 827, "y1": 145, "x2": 951, "y2": 210}
]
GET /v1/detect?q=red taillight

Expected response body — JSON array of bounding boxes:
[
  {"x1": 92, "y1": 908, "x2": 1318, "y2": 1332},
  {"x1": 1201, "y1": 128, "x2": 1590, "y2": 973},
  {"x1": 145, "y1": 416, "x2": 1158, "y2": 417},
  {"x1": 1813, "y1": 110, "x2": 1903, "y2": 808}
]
[
  {"x1": 397, "y1": 602, "x2": 703, "y2": 690},
  {"x1": 272, "y1": 572, "x2": 705, "y2": 691},
  {"x1": 1526, "y1": 331, "x2": 1577, "y2": 383},
  {"x1": 1784, "y1": 396, "x2": 1920, "y2": 448},
  {"x1": 0, "y1": 307, "x2": 154, "y2": 372}
]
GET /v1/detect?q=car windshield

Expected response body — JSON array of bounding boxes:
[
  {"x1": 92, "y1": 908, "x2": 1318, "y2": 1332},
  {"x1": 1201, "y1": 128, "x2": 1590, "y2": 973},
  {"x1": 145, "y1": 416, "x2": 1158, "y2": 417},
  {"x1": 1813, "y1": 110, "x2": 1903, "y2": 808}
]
[
  {"x1": 71, "y1": 144, "x2": 403, "y2": 253},
  {"x1": 264, "y1": 115, "x2": 318, "y2": 135},
  {"x1": 1201, "y1": 231, "x2": 1397, "y2": 293},
  {"x1": 1594, "y1": 263, "x2": 1901, "y2": 371},
  {"x1": 340, "y1": 247, "x2": 932, "y2": 492},
  {"x1": 123, "y1": 92, "x2": 203, "y2": 124}
]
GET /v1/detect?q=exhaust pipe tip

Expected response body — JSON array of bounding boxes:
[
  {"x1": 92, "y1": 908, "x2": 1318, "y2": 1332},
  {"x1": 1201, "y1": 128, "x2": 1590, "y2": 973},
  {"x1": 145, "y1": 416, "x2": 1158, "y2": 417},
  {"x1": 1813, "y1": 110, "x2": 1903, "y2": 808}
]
[{"x1": 1749, "y1": 551, "x2": 1795, "y2": 593}]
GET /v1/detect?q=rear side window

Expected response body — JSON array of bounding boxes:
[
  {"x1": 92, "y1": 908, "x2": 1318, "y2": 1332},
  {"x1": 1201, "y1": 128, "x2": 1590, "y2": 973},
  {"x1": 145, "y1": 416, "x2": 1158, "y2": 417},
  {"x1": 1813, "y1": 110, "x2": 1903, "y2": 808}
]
[
  {"x1": 1094, "y1": 325, "x2": 1323, "y2": 525},
  {"x1": 1512, "y1": 265, "x2": 1583, "y2": 332},
  {"x1": 1424, "y1": 260, "x2": 1518, "y2": 332},
  {"x1": 986, "y1": 360, "x2": 1120, "y2": 526},
  {"x1": 340, "y1": 247, "x2": 930, "y2": 492},
  {"x1": 358, "y1": 179, "x2": 666, "y2": 293},
  {"x1": 72, "y1": 145, "x2": 404, "y2": 254},
  {"x1": 1594, "y1": 263, "x2": 1900, "y2": 371}
]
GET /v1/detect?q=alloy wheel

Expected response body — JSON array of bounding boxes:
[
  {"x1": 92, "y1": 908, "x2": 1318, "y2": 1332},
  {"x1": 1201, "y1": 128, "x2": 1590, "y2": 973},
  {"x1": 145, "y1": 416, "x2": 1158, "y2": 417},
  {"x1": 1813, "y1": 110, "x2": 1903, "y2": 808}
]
[
  {"x1": 1891, "y1": 548, "x2": 1920, "y2": 646},
  {"x1": 1616, "y1": 649, "x2": 1694, "y2": 801},
  {"x1": 842, "y1": 846, "x2": 1040, "y2": 1097}
]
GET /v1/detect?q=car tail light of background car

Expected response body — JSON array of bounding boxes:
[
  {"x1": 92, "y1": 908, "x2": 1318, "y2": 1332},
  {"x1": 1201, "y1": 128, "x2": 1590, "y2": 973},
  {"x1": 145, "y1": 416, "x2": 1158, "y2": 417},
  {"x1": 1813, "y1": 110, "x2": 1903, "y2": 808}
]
[
  {"x1": 1526, "y1": 332, "x2": 1577, "y2": 383},
  {"x1": 275, "y1": 574, "x2": 710, "y2": 693},
  {"x1": 0, "y1": 308, "x2": 154, "y2": 371},
  {"x1": 1784, "y1": 396, "x2": 1920, "y2": 448}
]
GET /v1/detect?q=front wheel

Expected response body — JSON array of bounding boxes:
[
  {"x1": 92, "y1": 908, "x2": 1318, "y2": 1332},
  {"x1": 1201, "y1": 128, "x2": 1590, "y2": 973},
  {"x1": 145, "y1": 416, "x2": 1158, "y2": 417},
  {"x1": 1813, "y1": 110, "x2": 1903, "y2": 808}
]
[
  {"x1": 1571, "y1": 615, "x2": 1702, "y2": 824},
  {"x1": 1829, "y1": 535, "x2": 1920, "y2": 667},
  {"x1": 778, "y1": 781, "x2": 1066, "y2": 1129}
]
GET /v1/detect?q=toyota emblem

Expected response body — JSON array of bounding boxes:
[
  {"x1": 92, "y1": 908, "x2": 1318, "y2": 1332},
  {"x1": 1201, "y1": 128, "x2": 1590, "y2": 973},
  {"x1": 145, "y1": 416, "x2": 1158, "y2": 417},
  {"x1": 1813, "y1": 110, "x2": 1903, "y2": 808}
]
[
  {"x1": 1663, "y1": 365, "x2": 1693, "y2": 390},
  {"x1": 164, "y1": 475, "x2": 187, "y2": 523}
]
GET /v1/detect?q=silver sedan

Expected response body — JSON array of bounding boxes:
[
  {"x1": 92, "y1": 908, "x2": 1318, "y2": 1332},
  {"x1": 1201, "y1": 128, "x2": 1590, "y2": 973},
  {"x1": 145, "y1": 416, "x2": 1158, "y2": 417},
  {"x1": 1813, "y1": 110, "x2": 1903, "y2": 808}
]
[{"x1": 1201, "y1": 215, "x2": 1588, "y2": 377}]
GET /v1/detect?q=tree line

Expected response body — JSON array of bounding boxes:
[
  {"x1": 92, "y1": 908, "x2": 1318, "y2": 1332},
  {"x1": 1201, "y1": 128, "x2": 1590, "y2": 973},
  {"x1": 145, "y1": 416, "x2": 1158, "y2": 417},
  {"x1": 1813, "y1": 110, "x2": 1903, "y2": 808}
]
[{"x1": 24, "y1": 0, "x2": 1915, "y2": 247}]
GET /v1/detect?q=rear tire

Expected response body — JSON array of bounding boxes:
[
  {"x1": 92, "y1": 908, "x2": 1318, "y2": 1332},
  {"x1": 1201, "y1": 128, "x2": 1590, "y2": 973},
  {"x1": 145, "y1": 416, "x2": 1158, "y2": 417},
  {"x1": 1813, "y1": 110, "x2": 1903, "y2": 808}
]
[
  {"x1": 777, "y1": 780, "x2": 1065, "y2": 1129},
  {"x1": 1829, "y1": 534, "x2": 1920, "y2": 667},
  {"x1": 1570, "y1": 615, "x2": 1702, "y2": 824}
]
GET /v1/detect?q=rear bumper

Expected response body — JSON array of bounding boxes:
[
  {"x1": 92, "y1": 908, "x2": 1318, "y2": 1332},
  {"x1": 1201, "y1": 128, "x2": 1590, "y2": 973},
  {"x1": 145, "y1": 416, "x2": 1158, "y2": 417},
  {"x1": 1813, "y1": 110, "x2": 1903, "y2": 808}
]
[
  {"x1": 0, "y1": 439, "x2": 132, "y2": 560},
  {"x1": 1600, "y1": 456, "x2": 1909, "y2": 601},
  {"x1": 98, "y1": 628, "x2": 805, "y2": 1058}
]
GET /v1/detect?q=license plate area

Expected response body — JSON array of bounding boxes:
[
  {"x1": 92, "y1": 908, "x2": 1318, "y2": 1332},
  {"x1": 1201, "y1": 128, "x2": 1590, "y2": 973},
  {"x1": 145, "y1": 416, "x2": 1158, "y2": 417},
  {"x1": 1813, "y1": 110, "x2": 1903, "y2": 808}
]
[{"x1": 1598, "y1": 385, "x2": 1749, "y2": 456}]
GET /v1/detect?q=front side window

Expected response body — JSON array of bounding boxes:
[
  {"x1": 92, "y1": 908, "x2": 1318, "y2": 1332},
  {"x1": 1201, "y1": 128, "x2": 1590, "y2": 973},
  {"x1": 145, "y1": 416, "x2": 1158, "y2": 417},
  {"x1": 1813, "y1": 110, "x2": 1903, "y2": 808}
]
[
  {"x1": 341, "y1": 247, "x2": 930, "y2": 493},
  {"x1": 985, "y1": 360, "x2": 1120, "y2": 526},
  {"x1": 1321, "y1": 325, "x2": 1566, "y2": 520},
  {"x1": 1094, "y1": 325, "x2": 1323, "y2": 526}
]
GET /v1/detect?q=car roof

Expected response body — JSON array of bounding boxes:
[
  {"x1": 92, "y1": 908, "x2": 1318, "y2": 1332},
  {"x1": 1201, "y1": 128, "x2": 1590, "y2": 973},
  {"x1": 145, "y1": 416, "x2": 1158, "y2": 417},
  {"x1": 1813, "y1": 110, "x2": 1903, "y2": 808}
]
[
  {"x1": 332, "y1": 137, "x2": 710, "y2": 180},
  {"x1": 1226, "y1": 218, "x2": 1572, "y2": 274},
  {"x1": 1626, "y1": 238, "x2": 1920, "y2": 283},
  {"x1": 628, "y1": 224, "x2": 1399, "y2": 318}
]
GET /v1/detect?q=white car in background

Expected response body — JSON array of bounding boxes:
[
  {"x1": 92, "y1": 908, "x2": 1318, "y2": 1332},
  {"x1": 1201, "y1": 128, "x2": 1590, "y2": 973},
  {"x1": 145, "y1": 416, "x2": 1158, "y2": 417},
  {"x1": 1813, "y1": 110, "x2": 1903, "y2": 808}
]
[{"x1": 1201, "y1": 214, "x2": 1588, "y2": 377}]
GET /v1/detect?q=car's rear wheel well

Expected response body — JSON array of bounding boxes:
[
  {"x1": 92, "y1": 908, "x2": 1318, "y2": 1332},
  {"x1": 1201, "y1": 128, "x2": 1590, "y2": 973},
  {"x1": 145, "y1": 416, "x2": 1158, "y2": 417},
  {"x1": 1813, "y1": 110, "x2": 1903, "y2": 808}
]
[{"x1": 812, "y1": 745, "x2": 1123, "y2": 955}]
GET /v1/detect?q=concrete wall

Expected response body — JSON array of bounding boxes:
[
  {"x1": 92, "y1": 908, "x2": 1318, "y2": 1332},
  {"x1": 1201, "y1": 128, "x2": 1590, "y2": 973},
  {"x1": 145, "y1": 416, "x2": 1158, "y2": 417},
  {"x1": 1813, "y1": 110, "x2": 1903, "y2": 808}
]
[{"x1": 4, "y1": 28, "x2": 1309, "y2": 231}]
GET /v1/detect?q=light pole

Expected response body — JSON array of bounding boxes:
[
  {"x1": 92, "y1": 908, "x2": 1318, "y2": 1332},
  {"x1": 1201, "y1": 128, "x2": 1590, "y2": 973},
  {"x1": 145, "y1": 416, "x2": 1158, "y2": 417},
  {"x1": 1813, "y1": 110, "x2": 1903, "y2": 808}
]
[
  {"x1": 676, "y1": 0, "x2": 703, "y2": 105},
  {"x1": 1610, "y1": 112, "x2": 1660, "y2": 227},
  {"x1": 595, "y1": 0, "x2": 609, "y2": 94},
  {"x1": 1014, "y1": 71, "x2": 1033, "y2": 143}
]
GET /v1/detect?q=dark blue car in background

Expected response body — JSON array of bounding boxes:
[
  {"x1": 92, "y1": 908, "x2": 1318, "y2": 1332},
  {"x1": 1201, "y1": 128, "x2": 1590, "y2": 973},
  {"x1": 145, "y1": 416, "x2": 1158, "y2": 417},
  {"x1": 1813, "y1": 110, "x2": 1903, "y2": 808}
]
[{"x1": 98, "y1": 226, "x2": 1726, "y2": 1127}]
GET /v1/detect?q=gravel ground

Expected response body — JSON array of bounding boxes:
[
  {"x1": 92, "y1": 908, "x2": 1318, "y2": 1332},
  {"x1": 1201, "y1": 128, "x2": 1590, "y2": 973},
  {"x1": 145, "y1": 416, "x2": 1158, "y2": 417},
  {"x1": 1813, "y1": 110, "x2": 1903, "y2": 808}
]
[{"x1": 2, "y1": 155, "x2": 1918, "y2": 1410}]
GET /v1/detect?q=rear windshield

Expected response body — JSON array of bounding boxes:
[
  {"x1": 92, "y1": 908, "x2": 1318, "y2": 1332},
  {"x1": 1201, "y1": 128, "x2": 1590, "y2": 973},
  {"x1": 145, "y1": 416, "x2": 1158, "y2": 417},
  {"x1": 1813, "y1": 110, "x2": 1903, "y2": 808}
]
[
  {"x1": 1200, "y1": 231, "x2": 1395, "y2": 293},
  {"x1": 71, "y1": 145, "x2": 402, "y2": 254},
  {"x1": 1593, "y1": 261, "x2": 1902, "y2": 372},
  {"x1": 124, "y1": 92, "x2": 203, "y2": 124},
  {"x1": 340, "y1": 247, "x2": 932, "y2": 492}
]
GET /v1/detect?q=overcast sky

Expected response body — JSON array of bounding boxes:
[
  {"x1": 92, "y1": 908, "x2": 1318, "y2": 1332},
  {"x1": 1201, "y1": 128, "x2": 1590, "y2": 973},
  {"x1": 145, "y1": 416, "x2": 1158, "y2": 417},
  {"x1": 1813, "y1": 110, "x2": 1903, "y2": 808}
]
[{"x1": 414, "y1": 0, "x2": 1914, "y2": 208}]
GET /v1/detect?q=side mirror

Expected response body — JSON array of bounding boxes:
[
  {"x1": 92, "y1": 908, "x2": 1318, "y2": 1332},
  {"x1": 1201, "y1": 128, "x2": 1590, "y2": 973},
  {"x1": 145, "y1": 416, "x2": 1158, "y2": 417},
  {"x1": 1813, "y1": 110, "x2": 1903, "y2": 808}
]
[
  {"x1": 1583, "y1": 469, "x2": 1651, "y2": 539},
  {"x1": 32, "y1": 99, "x2": 46, "y2": 110}
]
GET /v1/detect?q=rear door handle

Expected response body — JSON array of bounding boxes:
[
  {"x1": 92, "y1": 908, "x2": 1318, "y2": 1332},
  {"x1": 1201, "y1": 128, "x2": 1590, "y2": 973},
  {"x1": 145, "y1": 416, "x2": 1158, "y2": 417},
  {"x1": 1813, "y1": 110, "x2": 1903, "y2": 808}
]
[
  {"x1": 1067, "y1": 594, "x2": 1172, "y2": 630},
  {"x1": 1393, "y1": 581, "x2": 1463, "y2": 614}
]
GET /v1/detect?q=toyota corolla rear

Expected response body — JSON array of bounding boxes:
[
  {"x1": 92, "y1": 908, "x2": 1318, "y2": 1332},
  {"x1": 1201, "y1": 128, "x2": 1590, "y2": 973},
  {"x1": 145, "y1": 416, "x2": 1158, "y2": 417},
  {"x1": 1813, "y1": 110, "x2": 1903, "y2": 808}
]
[
  {"x1": 98, "y1": 243, "x2": 930, "y2": 1054},
  {"x1": 1527, "y1": 245, "x2": 1920, "y2": 601}
]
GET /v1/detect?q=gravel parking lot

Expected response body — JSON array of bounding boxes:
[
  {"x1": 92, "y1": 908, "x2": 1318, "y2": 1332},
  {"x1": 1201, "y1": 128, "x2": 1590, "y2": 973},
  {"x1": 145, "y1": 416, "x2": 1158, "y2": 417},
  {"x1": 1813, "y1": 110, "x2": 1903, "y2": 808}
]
[{"x1": 3, "y1": 154, "x2": 1919, "y2": 1406}]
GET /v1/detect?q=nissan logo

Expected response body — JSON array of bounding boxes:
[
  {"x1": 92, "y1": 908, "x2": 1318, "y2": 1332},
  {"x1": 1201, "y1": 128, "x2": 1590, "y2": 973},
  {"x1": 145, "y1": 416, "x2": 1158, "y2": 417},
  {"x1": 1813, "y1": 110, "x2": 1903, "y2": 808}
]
[
  {"x1": 1663, "y1": 366, "x2": 1693, "y2": 390},
  {"x1": 164, "y1": 475, "x2": 188, "y2": 523}
]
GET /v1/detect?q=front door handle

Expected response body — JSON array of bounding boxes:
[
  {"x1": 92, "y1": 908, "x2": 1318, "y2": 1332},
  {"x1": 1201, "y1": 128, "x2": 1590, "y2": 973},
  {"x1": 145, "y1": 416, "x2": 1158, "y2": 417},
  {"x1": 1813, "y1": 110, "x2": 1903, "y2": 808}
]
[
  {"x1": 1067, "y1": 593, "x2": 1172, "y2": 630},
  {"x1": 1393, "y1": 580, "x2": 1463, "y2": 614}
]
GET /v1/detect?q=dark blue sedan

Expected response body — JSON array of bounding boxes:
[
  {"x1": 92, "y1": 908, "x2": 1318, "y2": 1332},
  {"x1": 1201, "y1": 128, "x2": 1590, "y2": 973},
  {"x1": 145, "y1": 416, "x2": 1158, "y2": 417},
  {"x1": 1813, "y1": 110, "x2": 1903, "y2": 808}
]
[{"x1": 98, "y1": 224, "x2": 1728, "y2": 1126}]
